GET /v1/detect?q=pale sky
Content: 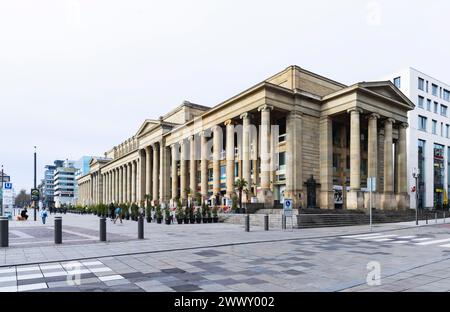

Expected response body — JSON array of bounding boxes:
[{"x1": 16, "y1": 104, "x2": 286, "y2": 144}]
[{"x1": 1, "y1": 0, "x2": 449, "y2": 192}]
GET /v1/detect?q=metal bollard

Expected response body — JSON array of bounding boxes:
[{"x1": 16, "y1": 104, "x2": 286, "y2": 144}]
[
  {"x1": 264, "y1": 214, "x2": 269, "y2": 231},
  {"x1": 138, "y1": 215, "x2": 144, "y2": 239},
  {"x1": 100, "y1": 217, "x2": 107, "y2": 242},
  {"x1": 0, "y1": 217, "x2": 8, "y2": 248},
  {"x1": 245, "y1": 214, "x2": 250, "y2": 232},
  {"x1": 54, "y1": 217, "x2": 62, "y2": 244},
  {"x1": 444, "y1": 212, "x2": 446, "y2": 224},
  {"x1": 435, "y1": 213, "x2": 438, "y2": 224},
  {"x1": 426, "y1": 214, "x2": 428, "y2": 225},
  {"x1": 282, "y1": 215, "x2": 286, "y2": 230}
]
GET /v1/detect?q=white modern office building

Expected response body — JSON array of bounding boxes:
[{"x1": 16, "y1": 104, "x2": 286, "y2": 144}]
[
  {"x1": 54, "y1": 159, "x2": 77, "y2": 208},
  {"x1": 383, "y1": 68, "x2": 450, "y2": 210}
]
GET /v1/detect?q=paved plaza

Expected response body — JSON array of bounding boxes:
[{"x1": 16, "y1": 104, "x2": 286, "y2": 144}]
[{"x1": 1, "y1": 213, "x2": 450, "y2": 292}]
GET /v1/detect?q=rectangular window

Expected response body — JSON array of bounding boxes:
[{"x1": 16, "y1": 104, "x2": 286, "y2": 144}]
[
  {"x1": 446, "y1": 124, "x2": 449, "y2": 138},
  {"x1": 441, "y1": 122, "x2": 444, "y2": 136},
  {"x1": 427, "y1": 99, "x2": 432, "y2": 111},
  {"x1": 418, "y1": 78, "x2": 425, "y2": 90},
  {"x1": 393, "y1": 77, "x2": 401, "y2": 88},
  {"x1": 434, "y1": 102, "x2": 438, "y2": 113},
  {"x1": 441, "y1": 105, "x2": 448, "y2": 117},
  {"x1": 426, "y1": 81, "x2": 429, "y2": 93},
  {"x1": 418, "y1": 116, "x2": 427, "y2": 131},
  {"x1": 418, "y1": 96, "x2": 424, "y2": 108},
  {"x1": 444, "y1": 89, "x2": 450, "y2": 102},
  {"x1": 432, "y1": 120, "x2": 437, "y2": 134},
  {"x1": 432, "y1": 84, "x2": 438, "y2": 96},
  {"x1": 279, "y1": 152, "x2": 286, "y2": 167}
]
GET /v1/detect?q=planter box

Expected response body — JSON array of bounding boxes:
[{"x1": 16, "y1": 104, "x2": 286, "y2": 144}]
[
  {"x1": 213, "y1": 217, "x2": 219, "y2": 223},
  {"x1": 196, "y1": 218, "x2": 202, "y2": 224},
  {"x1": 156, "y1": 218, "x2": 163, "y2": 224}
]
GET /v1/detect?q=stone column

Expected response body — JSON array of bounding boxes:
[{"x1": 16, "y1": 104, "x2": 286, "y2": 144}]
[
  {"x1": 160, "y1": 142, "x2": 170, "y2": 203},
  {"x1": 240, "y1": 113, "x2": 251, "y2": 199},
  {"x1": 381, "y1": 118, "x2": 395, "y2": 210},
  {"x1": 383, "y1": 118, "x2": 395, "y2": 193},
  {"x1": 200, "y1": 132, "x2": 209, "y2": 200},
  {"x1": 368, "y1": 114, "x2": 380, "y2": 186},
  {"x1": 212, "y1": 126, "x2": 222, "y2": 197},
  {"x1": 171, "y1": 144, "x2": 179, "y2": 201},
  {"x1": 349, "y1": 108, "x2": 362, "y2": 190},
  {"x1": 347, "y1": 108, "x2": 363, "y2": 210},
  {"x1": 152, "y1": 143, "x2": 160, "y2": 203},
  {"x1": 122, "y1": 166, "x2": 126, "y2": 203},
  {"x1": 189, "y1": 135, "x2": 197, "y2": 196},
  {"x1": 319, "y1": 116, "x2": 333, "y2": 209},
  {"x1": 139, "y1": 152, "x2": 145, "y2": 204},
  {"x1": 225, "y1": 119, "x2": 235, "y2": 197},
  {"x1": 397, "y1": 123, "x2": 408, "y2": 194},
  {"x1": 145, "y1": 146, "x2": 152, "y2": 200},
  {"x1": 396, "y1": 122, "x2": 408, "y2": 210},
  {"x1": 116, "y1": 167, "x2": 120, "y2": 203},
  {"x1": 131, "y1": 161, "x2": 136, "y2": 203},
  {"x1": 251, "y1": 128, "x2": 258, "y2": 196},
  {"x1": 110, "y1": 171, "x2": 113, "y2": 203},
  {"x1": 258, "y1": 105, "x2": 273, "y2": 204},
  {"x1": 180, "y1": 140, "x2": 188, "y2": 200},
  {"x1": 127, "y1": 163, "x2": 132, "y2": 203}
]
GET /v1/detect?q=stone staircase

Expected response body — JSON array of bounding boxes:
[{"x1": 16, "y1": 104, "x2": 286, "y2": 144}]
[{"x1": 221, "y1": 208, "x2": 448, "y2": 229}]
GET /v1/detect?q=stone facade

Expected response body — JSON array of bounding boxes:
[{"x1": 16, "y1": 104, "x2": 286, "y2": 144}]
[{"x1": 77, "y1": 66, "x2": 414, "y2": 210}]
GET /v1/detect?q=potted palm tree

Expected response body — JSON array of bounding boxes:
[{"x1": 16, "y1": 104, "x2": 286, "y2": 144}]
[
  {"x1": 155, "y1": 205, "x2": 163, "y2": 224},
  {"x1": 195, "y1": 207, "x2": 202, "y2": 223},
  {"x1": 130, "y1": 203, "x2": 139, "y2": 221},
  {"x1": 232, "y1": 194, "x2": 239, "y2": 213},
  {"x1": 175, "y1": 204, "x2": 184, "y2": 224},
  {"x1": 234, "y1": 178, "x2": 248, "y2": 214},
  {"x1": 164, "y1": 207, "x2": 171, "y2": 225},
  {"x1": 145, "y1": 205, "x2": 152, "y2": 223},
  {"x1": 202, "y1": 203, "x2": 209, "y2": 223},
  {"x1": 212, "y1": 206, "x2": 219, "y2": 223}
]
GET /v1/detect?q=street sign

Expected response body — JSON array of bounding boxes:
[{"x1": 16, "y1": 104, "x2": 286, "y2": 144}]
[
  {"x1": 367, "y1": 177, "x2": 376, "y2": 192},
  {"x1": 31, "y1": 188, "x2": 40, "y2": 201},
  {"x1": 283, "y1": 199, "x2": 293, "y2": 217},
  {"x1": 3, "y1": 183, "x2": 12, "y2": 190}
]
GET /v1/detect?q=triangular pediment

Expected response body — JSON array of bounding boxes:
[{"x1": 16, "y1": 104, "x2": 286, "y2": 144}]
[
  {"x1": 135, "y1": 119, "x2": 160, "y2": 137},
  {"x1": 359, "y1": 81, "x2": 415, "y2": 109}
]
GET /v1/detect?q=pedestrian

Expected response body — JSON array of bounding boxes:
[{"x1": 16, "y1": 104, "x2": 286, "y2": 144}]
[
  {"x1": 114, "y1": 205, "x2": 122, "y2": 224},
  {"x1": 40, "y1": 208, "x2": 48, "y2": 224},
  {"x1": 109, "y1": 203, "x2": 115, "y2": 220}
]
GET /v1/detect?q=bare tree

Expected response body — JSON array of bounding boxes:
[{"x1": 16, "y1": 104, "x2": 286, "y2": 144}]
[{"x1": 15, "y1": 189, "x2": 31, "y2": 208}]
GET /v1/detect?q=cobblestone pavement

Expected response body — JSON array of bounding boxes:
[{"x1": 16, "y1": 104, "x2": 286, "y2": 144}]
[{"x1": 1, "y1": 214, "x2": 450, "y2": 292}]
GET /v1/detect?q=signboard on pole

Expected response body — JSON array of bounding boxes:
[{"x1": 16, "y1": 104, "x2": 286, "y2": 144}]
[
  {"x1": 283, "y1": 199, "x2": 293, "y2": 217},
  {"x1": 31, "y1": 188, "x2": 40, "y2": 201},
  {"x1": 367, "y1": 177, "x2": 376, "y2": 192}
]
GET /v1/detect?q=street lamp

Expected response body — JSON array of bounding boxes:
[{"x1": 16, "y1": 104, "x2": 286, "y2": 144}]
[
  {"x1": 412, "y1": 168, "x2": 420, "y2": 226},
  {"x1": 33, "y1": 146, "x2": 37, "y2": 221}
]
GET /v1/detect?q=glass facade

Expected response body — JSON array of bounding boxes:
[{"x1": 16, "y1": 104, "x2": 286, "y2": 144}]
[
  {"x1": 418, "y1": 140, "x2": 426, "y2": 209},
  {"x1": 433, "y1": 143, "x2": 445, "y2": 209}
]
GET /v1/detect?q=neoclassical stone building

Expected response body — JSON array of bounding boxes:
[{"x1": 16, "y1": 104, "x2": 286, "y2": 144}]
[{"x1": 77, "y1": 66, "x2": 414, "y2": 210}]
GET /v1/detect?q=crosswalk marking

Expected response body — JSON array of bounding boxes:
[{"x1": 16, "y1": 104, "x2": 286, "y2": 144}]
[
  {"x1": 372, "y1": 238, "x2": 395, "y2": 242},
  {"x1": 340, "y1": 233, "x2": 450, "y2": 249},
  {"x1": 412, "y1": 238, "x2": 433, "y2": 242},
  {"x1": 416, "y1": 238, "x2": 450, "y2": 246},
  {"x1": 341, "y1": 233, "x2": 383, "y2": 239},
  {"x1": 354, "y1": 235, "x2": 397, "y2": 240}
]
